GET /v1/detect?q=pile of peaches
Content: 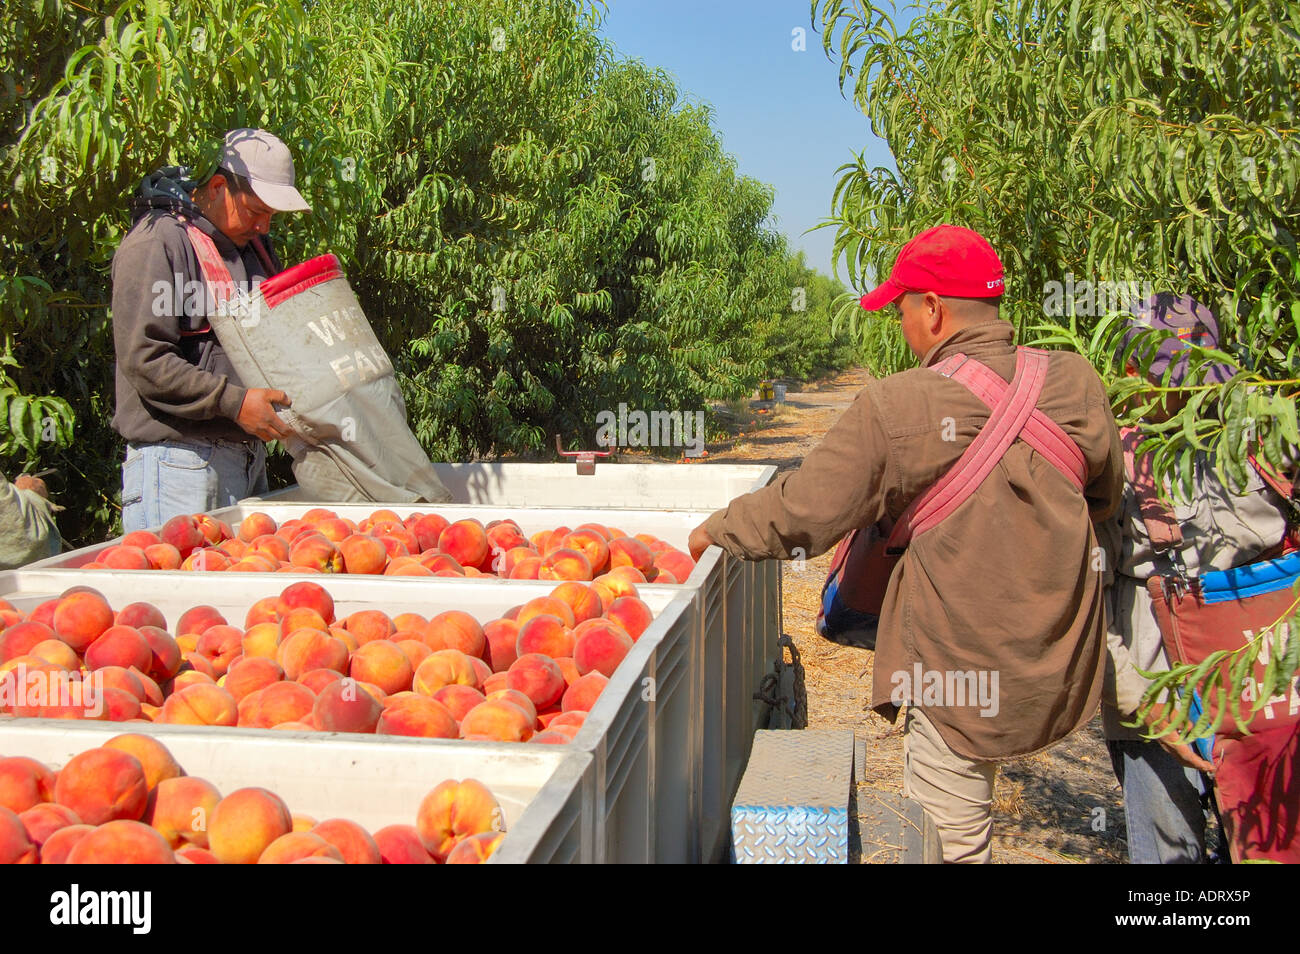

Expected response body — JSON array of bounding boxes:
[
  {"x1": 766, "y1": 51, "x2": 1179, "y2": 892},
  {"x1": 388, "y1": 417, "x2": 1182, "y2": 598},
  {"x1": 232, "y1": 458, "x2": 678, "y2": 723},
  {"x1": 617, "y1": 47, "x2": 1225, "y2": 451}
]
[
  {"x1": 0, "y1": 578, "x2": 656, "y2": 742},
  {"x1": 77, "y1": 509, "x2": 697, "y2": 584},
  {"x1": 0, "y1": 734, "x2": 505, "y2": 864}
]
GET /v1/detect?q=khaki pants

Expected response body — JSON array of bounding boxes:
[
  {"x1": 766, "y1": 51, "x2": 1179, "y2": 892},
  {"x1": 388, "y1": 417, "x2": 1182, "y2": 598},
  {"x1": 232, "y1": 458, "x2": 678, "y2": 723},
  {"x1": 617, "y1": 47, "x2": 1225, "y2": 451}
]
[{"x1": 903, "y1": 706, "x2": 997, "y2": 863}]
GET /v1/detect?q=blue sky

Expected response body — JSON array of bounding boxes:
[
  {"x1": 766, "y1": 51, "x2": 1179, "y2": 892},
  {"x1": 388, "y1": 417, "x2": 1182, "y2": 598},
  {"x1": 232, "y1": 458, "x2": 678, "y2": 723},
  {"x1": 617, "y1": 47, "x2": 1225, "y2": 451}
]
[{"x1": 596, "y1": 0, "x2": 915, "y2": 288}]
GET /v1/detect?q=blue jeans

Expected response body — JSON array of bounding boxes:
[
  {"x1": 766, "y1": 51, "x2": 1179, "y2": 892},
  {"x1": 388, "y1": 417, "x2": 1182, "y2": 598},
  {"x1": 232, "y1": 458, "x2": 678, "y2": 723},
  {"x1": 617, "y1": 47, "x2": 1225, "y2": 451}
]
[
  {"x1": 1107, "y1": 739, "x2": 1209, "y2": 864},
  {"x1": 121, "y1": 439, "x2": 268, "y2": 533}
]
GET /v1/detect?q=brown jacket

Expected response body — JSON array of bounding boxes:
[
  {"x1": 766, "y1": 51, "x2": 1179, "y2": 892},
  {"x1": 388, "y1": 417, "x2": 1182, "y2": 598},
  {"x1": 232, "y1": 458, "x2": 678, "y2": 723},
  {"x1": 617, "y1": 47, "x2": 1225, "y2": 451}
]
[{"x1": 703, "y1": 320, "x2": 1124, "y2": 760}]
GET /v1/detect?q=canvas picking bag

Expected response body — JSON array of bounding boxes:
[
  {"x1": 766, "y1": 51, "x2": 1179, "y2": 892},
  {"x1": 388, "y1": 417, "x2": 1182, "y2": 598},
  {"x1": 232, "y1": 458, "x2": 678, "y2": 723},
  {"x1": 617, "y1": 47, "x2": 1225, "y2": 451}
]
[
  {"x1": 185, "y1": 228, "x2": 452, "y2": 504},
  {"x1": 817, "y1": 347, "x2": 1087, "y2": 648}
]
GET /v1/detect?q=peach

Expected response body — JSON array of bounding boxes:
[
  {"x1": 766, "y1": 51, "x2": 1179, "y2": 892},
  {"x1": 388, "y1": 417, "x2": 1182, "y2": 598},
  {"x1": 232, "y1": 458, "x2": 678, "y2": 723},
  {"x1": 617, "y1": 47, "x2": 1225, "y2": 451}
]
[
  {"x1": 541, "y1": 526, "x2": 572, "y2": 554},
  {"x1": 411, "y1": 513, "x2": 450, "y2": 551},
  {"x1": 244, "y1": 596, "x2": 282, "y2": 628},
  {"x1": 170, "y1": 668, "x2": 214, "y2": 692},
  {"x1": 144, "y1": 542, "x2": 183, "y2": 570},
  {"x1": 40, "y1": 823, "x2": 94, "y2": 863},
  {"x1": 121, "y1": 529, "x2": 162, "y2": 549},
  {"x1": 0, "y1": 621, "x2": 56, "y2": 663},
  {"x1": 161, "y1": 683, "x2": 238, "y2": 726},
  {"x1": 413, "y1": 649, "x2": 482, "y2": 695},
  {"x1": 297, "y1": 668, "x2": 343, "y2": 694},
  {"x1": 160, "y1": 514, "x2": 205, "y2": 558},
  {"x1": 147, "y1": 776, "x2": 221, "y2": 847},
  {"x1": 498, "y1": 545, "x2": 539, "y2": 577},
  {"x1": 258, "y1": 831, "x2": 344, "y2": 863},
  {"x1": 176, "y1": 845, "x2": 219, "y2": 863},
  {"x1": 548, "y1": 720, "x2": 582, "y2": 740},
  {"x1": 654, "y1": 549, "x2": 695, "y2": 583},
  {"x1": 562, "y1": 671, "x2": 609, "y2": 713},
  {"x1": 176, "y1": 604, "x2": 227, "y2": 637},
  {"x1": 139, "y1": 625, "x2": 183, "y2": 680},
  {"x1": 315, "y1": 517, "x2": 355, "y2": 544},
  {"x1": 83, "y1": 624, "x2": 151, "y2": 673},
  {"x1": 482, "y1": 671, "x2": 509, "y2": 695},
  {"x1": 224, "y1": 656, "x2": 285, "y2": 702},
  {"x1": 486, "y1": 520, "x2": 528, "y2": 555},
  {"x1": 29, "y1": 638, "x2": 81, "y2": 672},
  {"x1": 607, "y1": 564, "x2": 648, "y2": 585},
  {"x1": 238, "y1": 680, "x2": 316, "y2": 728},
  {"x1": 416, "y1": 779, "x2": 505, "y2": 862},
  {"x1": 573, "y1": 618, "x2": 634, "y2": 677},
  {"x1": 516, "y1": 596, "x2": 576, "y2": 629},
  {"x1": 289, "y1": 534, "x2": 343, "y2": 572},
  {"x1": 29, "y1": 599, "x2": 60, "y2": 627},
  {"x1": 101, "y1": 688, "x2": 143, "y2": 720},
  {"x1": 385, "y1": 558, "x2": 434, "y2": 577},
  {"x1": 195, "y1": 624, "x2": 243, "y2": 677},
  {"x1": 292, "y1": 813, "x2": 318, "y2": 832},
  {"x1": 422, "y1": 611, "x2": 486, "y2": 659},
  {"x1": 396, "y1": 639, "x2": 432, "y2": 671},
  {"x1": 438, "y1": 519, "x2": 489, "y2": 569},
  {"x1": 277, "y1": 629, "x2": 349, "y2": 680},
  {"x1": 549, "y1": 581, "x2": 605, "y2": 624},
  {"x1": 278, "y1": 580, "x2": 335, "y2": 623},
  {"x1": 609, "y1": 536, "x2": 655, "y2": 574},
  {"x1": 553, "y1": 656, "x2": 581, "y2": 687},
  {"x1": 193, "y1": 513, "x2": 229, "y2": 545},
  {"x1": 605, "y1": 596, "x2": 654, "y2": 642},
  {"x1": 515, "y1": 614, "x2": 575, "y2": 659},
  {"x1": 54, "y1": 748, "x2": 148, "y2": 825},
  {"x1": 312, "y1": 818, "x2": 381, "y2": 864},
  {"x1": 278, "y1": 607, "x2": 329, "y2": 638},
  {"x1": 349, "y1": 640, "x2": 414, "y2": 696},
  {"x1": 482, "y1": 618, "x2": 520, "y2": 673},
  {"x1": 376, "y1": 695, "x2": 458, "y2": 738},
  {"x1": 459, "y1": 699, "x2": 533, "y2": 741},
  {"x1": 338, "y1": 533, "x2": 387, "y2": 574},
  {"x1": 392, "y1": 612, "x2": 428, "y2": 632},
  {"x1": 18, "y1": 802, "x2": 82, "y2": 847},
  {"x1": 218, "y1": 537, "x2": 249, "y2": 559},
  {"x1": 420, "y1": 552, "x2": 465, "y2": 575},
  {"x1": 344, "y1": 609, "x2": 395, "y2": 646},
  {"x1": 209, "y1": 788, "x2": 293, "y2": 864},
  {"x1": 539, "y1": 546, "x2": 593, "y2": 582},
  {"x1": 0, "y1": 756, "x2": 56, "y2": 813},
  {"x1": 313, "y1": 678, "x2": 382, "y2": 733},
  {"x1": 64, "y1": 819, "x2": 176, "y2": 863},
  {"x1": 95, "y1": 666, "x2": 146, "y2": 702},
  {"x1": 445, "y1": 830, "x2": 506, "y2": 863},
  {"x1": 531, "y1": 730, "x2": 572, "y2": 745},
  {"x1": 238, "y1": 511, "x2": 278, "y2": 542},
  {"x1": 113, "y1": 602, "x2": 167, "y2": 630},
  {"x1": 506, "y1": 654, "x2": 566, "y2": 709},
  {"x1": 469, "y1": 656, "x2": 492, "y2": 687},
  {"x1": 561, "y1": 529, "x2": 610, "y2": 575},
  {"x1": 181, "y1": 547, "x2": 231, "y2": 572},
  {"x1": 374, "y1": 824, "x2": 435, "y2": 864},
  {"x1": 248, "y1": 535, "x2": 290, "y2": 565},
  {"x1": 432, "y1": 684, "x2": 486, "y2": 721},
  {"x1": 486, "y1": 688, "x2": 537, "y2": 724},
  {"x1": 102, "y1": 734, "x2": 182, "y2": 791},
  {"x1": 52, "y1": 591, "x2": 115, "y2": 653},
  {"x1": 508, "y1": 556, "x2": 542, "y2": 579},
  {"x1": 241, "y1": 621, "x2": 282, "y2": 660}
]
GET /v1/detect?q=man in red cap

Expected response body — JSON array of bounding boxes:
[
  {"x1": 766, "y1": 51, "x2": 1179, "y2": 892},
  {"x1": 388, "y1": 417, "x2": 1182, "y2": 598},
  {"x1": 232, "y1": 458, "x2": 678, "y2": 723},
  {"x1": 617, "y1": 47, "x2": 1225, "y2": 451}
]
[
  {"x1": 112, "y1": 129, "x2": 310, "y2": 532},
  {"x1": 690, "y1": 224, "x2": 1123, "y2": 861}
]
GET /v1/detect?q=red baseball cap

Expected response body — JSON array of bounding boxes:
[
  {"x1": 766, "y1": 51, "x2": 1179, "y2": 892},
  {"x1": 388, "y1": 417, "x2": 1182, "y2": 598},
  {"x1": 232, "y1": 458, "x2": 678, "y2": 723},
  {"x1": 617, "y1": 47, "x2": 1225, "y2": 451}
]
[{"x1": 859, "y1": 224, "x2": 1005, "y2": 310}]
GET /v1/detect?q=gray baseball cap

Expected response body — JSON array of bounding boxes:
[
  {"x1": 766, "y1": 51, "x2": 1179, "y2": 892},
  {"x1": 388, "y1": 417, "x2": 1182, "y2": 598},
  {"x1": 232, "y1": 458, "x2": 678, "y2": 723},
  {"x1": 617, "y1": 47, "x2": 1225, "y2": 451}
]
[
  {"x1": 1123, "y1": 293, "x2": 1235, "y2": 385},
  {"x1": 219, "y1": 128, "x2": 311, "y2": 213}
]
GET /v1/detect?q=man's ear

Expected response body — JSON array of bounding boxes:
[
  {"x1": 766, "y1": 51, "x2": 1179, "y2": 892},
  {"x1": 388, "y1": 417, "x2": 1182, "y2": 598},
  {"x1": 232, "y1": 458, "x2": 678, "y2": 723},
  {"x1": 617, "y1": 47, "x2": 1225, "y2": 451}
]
[{"x1": 924, "y1": 291, "x2": 944, "y2": 336}]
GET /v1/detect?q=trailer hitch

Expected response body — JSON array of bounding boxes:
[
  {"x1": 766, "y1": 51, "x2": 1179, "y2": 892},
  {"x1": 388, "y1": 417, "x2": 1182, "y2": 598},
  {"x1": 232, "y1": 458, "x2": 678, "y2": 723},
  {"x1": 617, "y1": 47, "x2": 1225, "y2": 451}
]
[{"x1": 555, "y1": 434, "x2": 615, "y2": 475}]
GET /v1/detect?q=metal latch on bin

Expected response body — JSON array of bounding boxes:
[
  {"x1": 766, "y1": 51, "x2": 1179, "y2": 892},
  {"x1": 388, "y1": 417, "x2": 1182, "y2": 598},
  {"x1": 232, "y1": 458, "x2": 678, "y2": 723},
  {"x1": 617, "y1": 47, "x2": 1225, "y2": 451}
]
[{"x1": 555, "y1": 434, "x2": 614, "y2": 476}]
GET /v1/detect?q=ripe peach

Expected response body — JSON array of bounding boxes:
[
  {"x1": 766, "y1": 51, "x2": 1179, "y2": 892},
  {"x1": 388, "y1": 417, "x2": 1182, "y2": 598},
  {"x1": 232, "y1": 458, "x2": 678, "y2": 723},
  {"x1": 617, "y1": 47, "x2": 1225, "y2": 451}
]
[
  {"x1": 194, "y1": 624, "x2": 243, "y2": 677},
  {"x1": 508, "y1": 556, "x2": 542, "y2": 579},
  {"x1": 384, "y1": 558, "x2": 434, "y2": 577},
  {"x1": 121, "y1": 529, "x2": 162, "y2": 549},
  {"x1": 139, "y1": 626, "x2": 183, "y2": 681},
  {"x1": 102, "y1": 734, "x2": 183, "y2": 791},
  {"x1": 339, "y1": 533, "x2": 388, "y2": 574},
  {"x1": 95, "y1": 666, "x2": 146, "y2": 702},
  {"x1": 159, "y1": 683, "x2": 238, "y2": 726},
  {"x1": 278, "y1": 580, "x2": 335, "y2": 623},
  {"x1": 54, "y1": 748, "x2": 148, "y2": 825},
  {"x1": 573, "y1": 618, "x2": 634, "y2": 677},
  {"x1": 278, "y1": 629, "x2": 349, "y2": 681},
  {"x1": 171, "y1": 668, "x2": 214, "y2": 691},
  {"x1": 539, "y1": 547, "x2": 593, "y2": 582},
  {"x1": 278, "y1": 607, "x2": 329, "y2": 638},
  {"x1": 144, "y1": 542, "x2": 183, "y2": 570},
  {"x1": 515, "y1": 614, "x2": 575, "y2": 659},
  {"x1": 313, "y1": 678, "x2": 382, "y2": 733},
  {"x1": 66, "y1": 819, "x2": 176, "y2": 863},
  {"x1": 411, "y1": 513, "x2": 451, "y2": 551},
  {"x1": 209, "y1": 788, "x2": 293, "y2": 864},
  {"x1": 181, "y1": 547, "x2": 231, "y2": 572},
  {"x1": 553, "y1": 656, "x2": 581, "y2": 687},
  {"x1": 530, "y1": 730, "x2": 572, "y2": 746},
  {"x1": 248, "y1": 535, "x2": 290, "y2": 564},
  {"x1": 312, "y1": 818, "x2": 381, "y2": 864},
  {"x1": 113, "y1": 602, "x2": 167, "y2": 630},
  {"x1": 0, "y1": 756, "x2": 56, "y2": 813},
  {"x1": 238, "y1": 681, "x2": 316, "y2": 729},
  {"x1": 238, "y1": 511, "x2": 278, "y2": 542},
  {"x1": 176, "y1": 605, "x2": 227, "y2": 638},
  {"x1": 422, "y1": 611, "x2": 486, "y2": 659},
  {"x1": 562, "y1": 671, "x2": 609, "y2": 713},
  {"x1": 344, "y1": 609, "x2": 395, "y2": 646},
  {"x1": 258, "y1": 831, "x2": 344, "y2": 863},
  {"x1": 18, "y1": 802, "x2": 82, "y2": 847},
  {"x1": 438, "y1": 519, "x2": 489, "y2": 569},
  {"x1": 516, "y1": 596, "x2": 576, "y2": 629},
  {"x1": 482, "y1": 618, "x2": 520, "y2": 673},
  {"x1": 160, "y1": 514, "x2": 206, "y2": 558},
  {"x1": 224, "y1": 656, "x2": 285, "y2": 702},
  {"x1": 416, "y1": 779, "x2": 505, "y2": 862},
  {"x1": 147, "y1": 776, "x2": 221, "y2": 848},
  {"x1": 40, "y1": 823, "x2": 94, "y2": 863},
  {"x1": 413, "y1": 649, "x2": 481, "y2": 695},
  {"x1": 244, "y1": 596, "x2": 282, "y2": 629},
  {"x1": 506, "y1": 654, "x2": 566, "y2": 709},
  {"x1": 605, "y1": 596, "x2": 654, "y2": 642},
  {"x1": 289, "y1": 534, "x2": 343, "y2": 572},
  {"x1": 376, "y1": 695, "x2": 458, "y2": 738},
  {"x1": 0, "y1": 621, "x2": 56, "y2": 664},
  {"x1": 394, "y1": 638, "x2": 430, "y2": 671},
  {"x1": 486, "y1": 688, "x2": 537, "y2": 724},
  {"x1": 297, "y1": 668, "x2": 343, "y2": 694},
  {"x1": 29, "y1": 638, "x2": 81, "y2": 672},
  {"x1": 292, "y1": 813, "x2": 318, "y2": 832},
  {"x1": 241, "y1": 621, "x2": 282, "y2": 660},
  {"x1": 548, "y1": 581, "x2": 605, "y2": 624},
  {"x1": 432, "y1": 684, "x2": 486, "y2": 721},
  {"x1": 561, "y1": 529, "x2": 610, "y2": 575},
  {"x1": 349, "y1": 640, "x2": 414, "y2": 696},
  {"x1": 374, "y1": 824, "x2": 435, "y2": 864},
  {"x1": 52, "y1": 591, "x2": 115, "y2": 653},
  {"x1": 83, "y1": 625, "x2": 151, "y2": 673},
  {"x1": 482, "y1": 671, "x2": 509, "y2": 695},
  {"x1": 459, "y1": 699, "x2": 533, "y2": 741},
  {"x1": 654, "y1": 549, "x2": 695, "y2": 583},
  {"x1": 445, "y1": 830, "x2": 506, "y2": 863}
]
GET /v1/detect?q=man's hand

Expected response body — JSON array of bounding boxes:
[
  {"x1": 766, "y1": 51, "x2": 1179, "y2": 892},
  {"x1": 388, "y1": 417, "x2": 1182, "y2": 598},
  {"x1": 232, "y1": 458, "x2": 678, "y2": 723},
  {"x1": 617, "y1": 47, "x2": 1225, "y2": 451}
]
[
  {"x1": 13, "y1": 475, "x2": 48, "y2": 499},
  {"x1": 1140, "y1": 699, "x2": 1216, "y2": 774},
  {"x1": 688, "y1": 523, "x2": 714, "y2": 561},
  {"x1": 237, "y1": 388, "x2": 295, "y2": 442}
]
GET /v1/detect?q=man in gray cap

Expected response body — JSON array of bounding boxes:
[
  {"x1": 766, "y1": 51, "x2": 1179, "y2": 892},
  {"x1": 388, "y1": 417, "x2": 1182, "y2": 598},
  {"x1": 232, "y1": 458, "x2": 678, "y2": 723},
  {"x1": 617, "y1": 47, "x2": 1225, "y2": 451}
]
[{"x1": 111, "y1": 129, "x2": 311, "y2": 532}]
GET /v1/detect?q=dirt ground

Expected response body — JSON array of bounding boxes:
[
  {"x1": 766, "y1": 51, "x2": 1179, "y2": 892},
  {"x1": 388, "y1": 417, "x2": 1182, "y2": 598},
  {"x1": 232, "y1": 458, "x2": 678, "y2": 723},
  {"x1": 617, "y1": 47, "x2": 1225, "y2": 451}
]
[{"x1": 702, "y1": 368, "x2": 1130, "y2": 864}]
